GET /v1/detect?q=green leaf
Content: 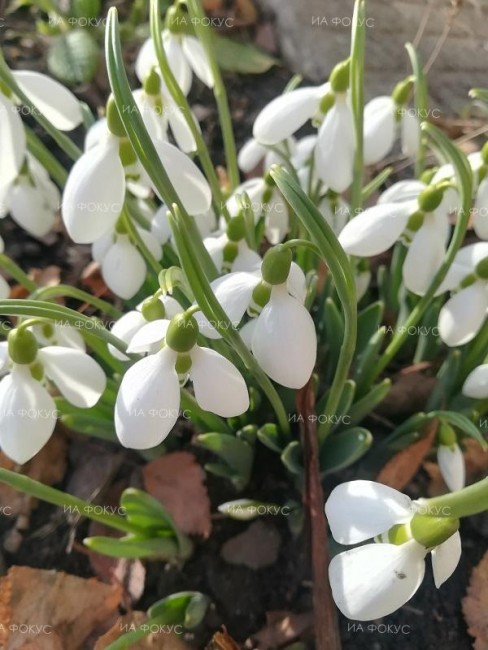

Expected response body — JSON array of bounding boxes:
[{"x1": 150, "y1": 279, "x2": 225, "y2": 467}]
[
  {"x1": 47, "y1": 30, "x2": 100, "y2": 86},
  {"x1": 120, "y1": 488, "x2": 176, "y2": 532},
  {"x1": 348, "y1": 378, "x2": 391, "y2": 426},
  {"x1": 355, "y1": 301, "x2": 384, "y2": 358},
  {"x1": 324, "y1": 297, "x2": 344, "y2": 373},
  {"x1": 84, "y1": 534, "x2": 180, "y2": 559},
  {"x1": 257, "y1": 422, "x2": 286, "y2": 453},
  {"x1": 281, "y1": 441, "x2": 303, "y2": 476},
  {"x1": 70, "y1": 0, "x2": 101, "y2": 19},
  {"x1": 320, "y1": 427, "x2": 372, "y2": 475},
  {"x1": 213, "y1": 35, "x2": 279, "y2": 74},
  {"x1": 148, "y1": 591, "x2": 209, "y2": 627},
  {"x1": 353, "y1": 327, "x2": 386, "y2": 395},
  {"x1": 218, "y1": 499, "x2": 282, "y2": 521},
  {"x1": 428, "y1": 410, "x2": 488, "y2": 449},
  {"x1": 196, "y1": 433, "x2": 253, "y2": 484}
]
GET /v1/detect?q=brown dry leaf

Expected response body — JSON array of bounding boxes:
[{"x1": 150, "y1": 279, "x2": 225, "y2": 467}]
[
  {"x1": 0, "y1": 566, "x2": 122, "y2": 649},
  {"x1": 221, "y1": 520, "x2": 281, "y2": 569},
  {"x1": 29, "y1": 266, "x2": 61, "y2": 288},
  {"x1": 94, "y1": 611, "x2": 193, "y2": 649},
  {"x1": 376, "y1": 421, "x2": 437, "y2": 491},
  {"x1": 463, "y1": 550, "x2": 488, "y2": 650},
  {"x1": 143, "y1": 452, "x2": 211, "y2": 537},
  {"x1": 424, "y1": 438, "x2": 488, "y2": 496},
  {"x1": 236, "y1": 0, "x2": 258, "y2": 25},
  {"x1": 203, "y1": 0, "x2": 223, "y2": 9},
  {"x1": 206, "y1": 627, "x2": 241, "y2": 650},
  {"x1": 251, "y1": 610, "x2": 313, "y2": 649},
  {"x1": 377, "y1": 366, "x2": 437, "y2": 416},
  {"x1": 81, "y1": 261, "x2": 110, "y2": 298}
]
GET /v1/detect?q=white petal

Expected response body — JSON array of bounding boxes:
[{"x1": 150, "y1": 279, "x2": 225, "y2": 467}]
[
  {"x1": 437, "y1": 444, "x2": 465, "y2": 492},
  {"x1": 474, "y1": 178, "x2": 488, "y2": 240},
  {"x1": 251, "y1": 285, "x2": 316, "y2": 389},
  {"x1": 54, "y1": 324, "x2": 85, "y2": 350},
  {"x1": 238, "y1": 138, "x2": 267, "y2": 172},
  {"x1": 152, "y1": 204, "x2": 172, "y2": 245},
  {"x1": 0, "y1": 341, "x2": 9, "y2": 373},
  {"x1": 102, "y1": 236, "x2": 147, "y2": 300},
  {"x1": 84, "y1": 118, "x2": 108, "y2": 151},
  {"x1": 194, "y1": 272, "x2": 259, "y2": 339},
  {"x1": 62, "y1": 139, "x2": 125, "y2": 244},
  {"x1": 166, "y1": 101, "x2": 198, "y2": 153},
  {"x1": 91, "y1": 229, "x2": 114, "y2": 263},
  {"x1": 403, "y1": 218, "x2": 446, "y2": 296},
  {"x1": 164, "y1": 32, "x2": 192, "y2": 96},
  {"x1": 0, "y1": 93, "x2": 26, "y2": 188},
  {"x1": 109, "y1": 310, "x2": 147, "y2": 360},
  {"x1": 437, "y1": 242, "x2": 488, "y2": 293},
  {"x1": 162, "y1": 295, "x2": 183, "y2": 318},
  {"x1": 13, "y1": 71, "x2": 82, "y2": 131},
  {"x1": 136, "y1": 226, "x2": 163, "y2": 261},
  {"x1": 0, "y1": 275, "x2": 9, "y2": 299},
  {"x1": 265, "y1": 195, "x2": 289, "y2": 244},
  {"x1": 379, "y1": 180, "x2": 425, "y2": 205},
  {"x1": 329, "y1": 541, "x2": 426, "y2": 621},
  {"x1": 190, "y1": 346, "x2": 249, "y2": 416},
  {"x1": 287, "y1": 262, "x2": 307, "y2": 303},
  {"x1": 8, "y1": 181, "x2": 55, "y2": 238},
  {"x1": 325, "y1": 480, "x2": 413, "y2": 544},
  {"x1": 0, "y1": 366, "x2": 56, "y2": 464},
  {"x1": 431, "y1": 532, "x2": 462, "y2": 588},
  {"x1": 127, "y1": 319, "x2": 169, "y2": 353},
  {"x1": 438, "y1": 282, "x2": 488, "y2": 347},
  {"x1": 181, "y1": 35, "x2": 214, "y2": 88},
  {"x1": 115, "y1": 347, "x2": 180, "y2": 449},
  {"x1": 135, "y1": 38, "x2": 158, "y2": 82},
  {"x1": 133, "y1": 89, "x2": 167, "y2": 141},
  {"x1": 232, "y1": 243, "x2": 262, "y2": 272},
  {"x1": 239, "y1": 319, "x2": 257, "y2": 348},
  {"x1": 462, "y1": 363, "x2": 488, "y2": 399},
  {"x1": 37, "y1": 346, "x2": 106, "y2": 408},
  {"x1": 253, "y1": 86, "x2": 324, "y2": 145},
  {"x1": 314, "y1": 98, "x2": 355, "y2": 193},
  {"x1": 152, "y1": 140, "x2": 211, "y2": 215},
  {"x1": 401, "y1": 112, "x2": 421, "y2": 157},
  {"x1": 338, "y1": 201, "x2": 415, "y2": 257},
  {"x1": 203, "y1": 233, "x2": 225, "y2": 271},
  {"x1": 363, "y1": 96, "x2": 396, "y2": 165}
]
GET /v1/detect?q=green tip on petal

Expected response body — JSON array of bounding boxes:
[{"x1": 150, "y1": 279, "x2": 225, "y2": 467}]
[
  {"x1": 392, "y1": 77, "x2": 413, "y2": 106},
  {"x1": 410, "y1": 513, "x2": 459, "y2": 549},
  {"x1": 319, "y1": 91, "x2": 336, "y2": 115},
  {"x1": 475, "y1": 256, "x2": 488, "y2": 280},
  {"x1": 261, "y1": 245, "x2": 292, "y2": 285},
  {"x1": 8, "y1": 327, "x2": 38, "y2": 365},
  {"x1": 143, "y1": 67, "x2": 161, "y2": 96},
  {"x1": 166, "y1": 312, "x2": 199, "y2": 353},
  {"x1": 406, "y1": 210, "x2": 424, "y2": 233},
  {"x1": 330, "y1": 58, "x2": 350, "y2": 94},
  {"x1": 438, "y1": 423, "x2": 457, "y2": 448}
]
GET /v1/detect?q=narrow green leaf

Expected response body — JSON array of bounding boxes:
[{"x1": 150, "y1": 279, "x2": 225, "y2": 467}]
[{"x1": 213, "y1": 35, "x2": 279, "y2": 74}]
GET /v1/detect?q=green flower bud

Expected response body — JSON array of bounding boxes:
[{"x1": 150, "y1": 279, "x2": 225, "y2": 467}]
[
  {"x1": 417, "y1": 185, "x2": 444, "y2": 212},
  {"x1": 419, "y1": 168, "x2": 438, "y2": 185},
  {"x1": 438, "y1": 423, "x2": 457, "y2": 448},
  {"x1": 261, "y1": 245, "x2": 292, "y2": 285},
  {"x1": 251, "y1": 281, "x2": 272, "y2": 310},
  {"x1": 119, "y1": 138, "x2": 137, "y2": 167},
  {"x1": 106, "y1": 95, "x2": 126, "y2": 138},
  {"x1": 226, "y1": 215, "x2": 246, "y2": 242},
  {"x1": 410, "y1": 514, "x2": 459, "y2": 549},
  {"x1": 30, "y1": 361, "x2": 44, "y2": 382},
  {"x1": 406, "y1": 210, "x2": 424, "y2": 233},
  {"x1": 143, "y1": 67, "x2": 161, "y2": 96},
  {"x1": 8, "y1": 328, "x2": 38, "y2": 365},
  {"x1": 175, "y1": 353, "x2": 192, "y2": 375},
  {"x1": 166, "y1": 313, "x2": 199, "y2": 353},
  {"x1": 475, "y1": 256, "x2": 488, "y2": 280},
  {"x1": 330, "y1": 59, "x2": 350, "y2": 94},
  {"x1": 319, "y1": 91, "x2": 336, "y2": 115},
  {"x1": 141, "y1": 297, "x2": 166, "y2": 322},
  {"x1": 392, "y1": 78, "x2": 413, "y2": 106}
]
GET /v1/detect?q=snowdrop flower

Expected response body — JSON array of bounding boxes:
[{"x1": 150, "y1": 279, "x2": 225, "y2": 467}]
[
  {"x1": 62, "y1": 97, "x2": 211, "y2": 244},
  {"x1": 227, "y1": 177, "x2": 289, "y2": 244},
  {"x1": 253, "y1": 83, "x2": 329, "y2": 146},
  {"x1": 115, "y1": 311, "x2": 249, "y2": 449},
  {"x1": 135, "y1": 5, "x2": 213, "y2": 94},
  {"x1": 363, "y1": 79, "x2": 420, "y2": 165},
  {"x1": 30, "y1": 322, "x2": 85, "y2": 351},
  {"x1": 339, "y1": 183, "x2": 451, "y2": 295},
  {"x1": 326, "y1": 480, "x2": 461, "y2": 620},
  {"x1": 463, "y1": 363, "x2": 488, "y2": 399},
  {"x1": 437, "y1": 242, "x2": 488, "y2": 346},
  {"x1": 195, "y1": 246, "x2": 316, "y2": 389},
  {"x1": 436, "y1": 424, "x2": 465, "y2": 493},
  {"x1": 1, "y1": 155, "x2": 60, "y2": 238},
  {"x1": 0, "y1": 327, "x2": 106, "y2": 464},
  {"x1": 108, "y1": 294, "x2": 183, "y2": 360},
  {"x1": 238, "y1": 137, "x2": 296, "y2": 174},
  {"x1": 151, "y1": 203, "x2": 216, "y2": 245},
  {"x1": 91, "y1": 220, "x2": 162, "y2": 299},
  {"x1": 203, "y1": 215, "x2": 261, "y2": 273}
]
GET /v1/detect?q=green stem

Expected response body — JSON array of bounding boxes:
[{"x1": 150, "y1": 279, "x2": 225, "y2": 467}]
[
  {"x1": 0, "y1": 255, "x2": 37, "y2": 292},
  {"x1": 370, "y1": 123, "x2": 473, "y2": 381},
  {"x1": 30, "y1": 284, "x2": 121, "y2": 319},
  {"x1": 405, "y1": 43, "x2": 428, "y2": 177},
  {"x1": 0, "y1": 468, "x2": 139, "y2": 534},
  {"x1": 149, "y1": 0, "x2": 231, "y2": 222},
  {"x1": 418, "y1": 477, "x2": 488, "y2": 519},
  {"x1": 25, "y1": 126, "x2": 69, "y2": 187},
  {"x1": 122, "y1": 206, "x2": 163, "y2": 276},
  {"x1": 349, "y1": 0, "x2": 366, "y2": 215},
  {"x1": 186, "y1": 0, "x2": 239, "y2": 190},
  {"x1": 0, "y1": 52, "x2": 81, "y2": 162}
]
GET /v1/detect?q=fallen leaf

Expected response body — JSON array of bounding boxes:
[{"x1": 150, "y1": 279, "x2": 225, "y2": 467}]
[
  {"x1": 206, "y1": 627, "x2": 241, "y2": 650},
  {"x1": 94, "y1": 610, "x2": 193, "y2": 649},
  {"x1": 81, "y1": 261, "x2": 110, "y2": 298},
  {"x1": 251, "y1": 611, "x2": 313, "y2": 649},
  {"x1": 221, "y1": 520, "x2": 281, "y2": 569},
  {"x1": 0, "y1": 566, "x2": 122, "y2": 649},
  {"x1": 143, "y1": 452, "x2": 211, "y2": 537},
  {"x1": 424, "y1": 438, "x2": 488, "y2": 496},
  {"x1": 377, "y1": 367, "x2": 437, "y2": 416},
  {"x1": 376, "y1": 420, "x2": 437, "y2": 490},
  {"x1": 463, "y1": 550, "x2": 488, "y2": 650},
  {"x1": 30, "y1": 265, "x2": 61, "y2": 288}
]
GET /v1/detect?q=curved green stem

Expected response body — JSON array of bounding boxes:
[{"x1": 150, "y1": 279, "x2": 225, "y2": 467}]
[
  {"x1": 122, "y1": 206, "x2": 163, "y2": 276},
  {"x1": 25, "y1": 126, "x2": 69, "y2": 187},
  {"x1": 405, "y1": 43, "x2": 428, "y2": 177},
  {"x1": 418, "y1": 477, "x2": 488, "y2": 519},
  {"x1": 0, "y1": 255, "x2": 37, "y2": 292},
  {"x1": 30, "y1": 284, "x2": 122, "y2": 319},
  {"x1": 186, "y1": 0, "x2": 239, "y2": 190},
  {"x1": 349, "y1": 0, "x2": 366, "y2": 215}
]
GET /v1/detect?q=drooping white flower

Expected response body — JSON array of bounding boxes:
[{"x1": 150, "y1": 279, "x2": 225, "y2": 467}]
[
  {"x1": 30, "y1": 322, "x2": 85, "y2": 351},
  {"x1": 326, "y1": 480, "x2": 461, "y2": 620},
  {"x1": 437, "y1": 243, "x2": 488, "y2": 346},
  {"x1": 0, "y1": 92, "x2": 26, "y2": 198},
  {"x1": 462, "y1": 363, "x2": 488, "y2": 399},
  {"x1": 151, "y1": 203, "x2": 216, "y2": 245},
  {"x1": 115, "y1": 313, "x2": 249, "y2": 449},
  {"x1": 437, "y1": 444, "x2": 465, "y2": 492},
  {"x1": 473, "y1": 176, "x2": 488, "y2": 240},
  {"x1": 204, "y1": 232, "x2": 261, "y2": 274}
]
